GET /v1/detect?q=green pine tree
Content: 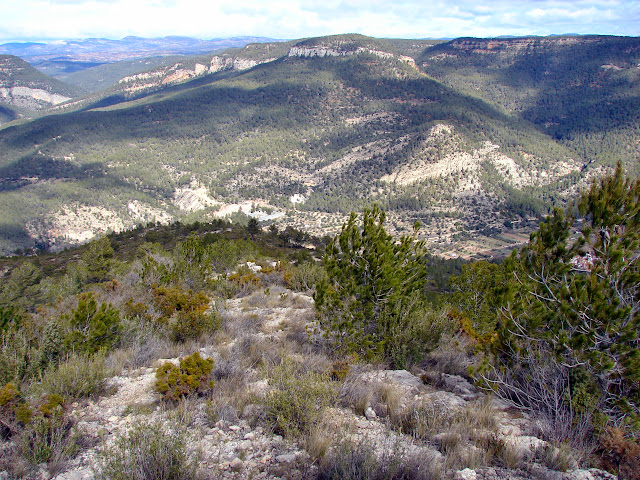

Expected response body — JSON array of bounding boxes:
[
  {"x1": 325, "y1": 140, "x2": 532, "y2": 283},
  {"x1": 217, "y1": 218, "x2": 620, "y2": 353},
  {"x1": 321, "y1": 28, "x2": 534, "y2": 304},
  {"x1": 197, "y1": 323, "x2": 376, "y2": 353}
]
[
  {"x1": 314, "y1": 204, "x2": 429, "y2": 363},
  {"x1": 484, "y1": 163, "x2": 640, "y2": 432}
]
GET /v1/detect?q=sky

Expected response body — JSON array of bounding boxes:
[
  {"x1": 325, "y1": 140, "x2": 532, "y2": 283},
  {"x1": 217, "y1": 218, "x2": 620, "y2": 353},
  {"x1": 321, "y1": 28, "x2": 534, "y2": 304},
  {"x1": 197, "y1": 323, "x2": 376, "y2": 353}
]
[{"x1": 1, "y1": 0, "x2": 639, "y2": 43}]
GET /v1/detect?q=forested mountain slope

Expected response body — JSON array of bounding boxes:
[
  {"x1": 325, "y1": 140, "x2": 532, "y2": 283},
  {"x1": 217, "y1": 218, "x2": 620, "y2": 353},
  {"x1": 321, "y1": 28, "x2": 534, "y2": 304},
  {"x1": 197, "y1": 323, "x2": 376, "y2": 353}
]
[
  {"x1": 0, "y1": 34, "x2": 638, "y2": 256},
  {"x1": 0, "y1": 55, "x2": 82, "y2": 122},
  {"x1": 418, "y1": 36, "x2": 640, "y2": 171}
]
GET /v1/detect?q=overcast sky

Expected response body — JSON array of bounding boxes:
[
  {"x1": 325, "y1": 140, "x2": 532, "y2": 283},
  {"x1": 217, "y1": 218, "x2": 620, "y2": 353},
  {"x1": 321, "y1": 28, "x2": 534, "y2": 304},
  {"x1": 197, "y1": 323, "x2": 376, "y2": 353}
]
[{"x1": 2, "y1": 0, "x2": 639, "y2": 43}]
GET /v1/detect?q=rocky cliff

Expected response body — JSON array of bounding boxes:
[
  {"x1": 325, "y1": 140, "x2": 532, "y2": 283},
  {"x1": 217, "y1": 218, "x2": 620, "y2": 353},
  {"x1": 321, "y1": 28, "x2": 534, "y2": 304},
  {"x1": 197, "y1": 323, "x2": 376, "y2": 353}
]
[{"x1": 0, "y1": 56, "x2": 77, "y2": 109}]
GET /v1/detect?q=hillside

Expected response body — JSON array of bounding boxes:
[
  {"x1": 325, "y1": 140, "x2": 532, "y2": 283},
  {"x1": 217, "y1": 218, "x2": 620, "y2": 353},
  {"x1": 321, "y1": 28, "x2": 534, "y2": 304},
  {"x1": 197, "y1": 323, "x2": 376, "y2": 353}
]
[
  {"x1": 0, "y1": 55, "x2": 81, "y2": 120},
  {"x1": 0, "y1": 206, "x2": 632, "y2": 480},
  {"x1": 418, "y1": 35, "x2": 640, "y2": 172},
  {"x1": 0, "y1": 34, "x2": 638, "y2": 256},
  {"x1": 55, "y1": 55, "x2": 186, "y2": 94}
]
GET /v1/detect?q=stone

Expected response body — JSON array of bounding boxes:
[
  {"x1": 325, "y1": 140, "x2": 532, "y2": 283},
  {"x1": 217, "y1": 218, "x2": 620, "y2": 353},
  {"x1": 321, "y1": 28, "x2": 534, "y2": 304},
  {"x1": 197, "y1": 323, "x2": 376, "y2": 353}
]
[
  {"x1": 364, "y1": 406, "x2": 377, "y2": 420},
  {"x1": 419, "y1": 390, "x2": 467, "y2": 412},
  {"x1": 440, "y1": 374, "x2": 476, "y2": 395},
  {"x1": 229, "y1": 457, "x2": 244, "y2": 471},
  {"x1": 275, "y1": 453, "x2": 297, "y2": 463},
  {"x1": 564, "y1": 469, "x2": 618, "y2": 480},
  {"x1": 454, "y1": 469, "x2": 477, "y2": 480},
  {"x1": 503, "y1": 434, "x2": 546, "y2": 457},
  {"x1": 52, "y1": 469, "x2": 94, "y2": 480}
]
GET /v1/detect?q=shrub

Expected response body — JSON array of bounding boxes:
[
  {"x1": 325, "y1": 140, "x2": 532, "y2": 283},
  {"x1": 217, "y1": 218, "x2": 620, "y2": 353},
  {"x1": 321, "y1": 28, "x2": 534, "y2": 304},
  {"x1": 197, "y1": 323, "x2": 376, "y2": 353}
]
[
  {"x1": 264, "y1": 357, "x2": 335, "y2": 439},
  {"x1": 21, "y1": 397, "x2": 77, "y2": 466},
  {"x1": 95, "y1": 419, "x2": 198, "y2": 480},
  {"x1": 39, "y1": 320, "x2": 64, "y2": 372},
  {"x1": 63, "y1": 293, "x2": 121, "y2": 354},
  {"x1": 0, "y1": 382, "x2": 31, "y2": 438},
  {"x1": 0, "y1": 325, "x2": 37, "y2": 386},
  {"x1": 283, "y1": 261, "x2": 325, "y2": 292},
  {"x1": 0, "y1": 306, "x2": 22, "y2": 333},
  {"x1": 599, "y1": 427, "x2": 640, "y2": 480},
  {"x1": 228, "y1": 266, "x2": 262, "y2": 294},
  {"x1": 152, "y1": 286, "x2": 214, "y2": 341},
  {"x1": 316, "y1": 438, "x2": 439, "y2": 480},
  {"x1": 35, "y1": 352, "x2": 109, "y2": 400},
  {"x1": 155, "y1": 352, "x2": 214, "y2": 402}
]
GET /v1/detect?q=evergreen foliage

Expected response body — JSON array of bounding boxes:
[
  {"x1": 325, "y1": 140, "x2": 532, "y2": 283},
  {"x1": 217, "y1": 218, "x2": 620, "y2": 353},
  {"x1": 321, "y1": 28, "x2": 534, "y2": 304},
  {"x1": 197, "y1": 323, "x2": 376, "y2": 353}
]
[
  {"x1": 63, "y1": 293, "x2": 121, "y2": 354},
  {"x1": 155, "y1": 351, "x2": 214, "y2": 402},
  {"x1": 81, "y1": 237, "x2": 114, "y2": 284},
  {"x1": 314, "y1": 204, "x2": 429, "y2": 363},
  {"x1": 477, "y1": 164, "x2": 640, "y2": 432}
]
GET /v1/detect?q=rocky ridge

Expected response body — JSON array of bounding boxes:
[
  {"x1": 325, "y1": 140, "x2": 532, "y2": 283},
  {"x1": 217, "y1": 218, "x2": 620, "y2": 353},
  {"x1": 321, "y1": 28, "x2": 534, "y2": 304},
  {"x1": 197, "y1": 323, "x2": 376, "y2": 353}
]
[
  {"x1": 0, "y1": 55, "x2": 77, "y2": 114},
  {"x1": 1, "y1": 287, "x2": 617, "y2": 480}
]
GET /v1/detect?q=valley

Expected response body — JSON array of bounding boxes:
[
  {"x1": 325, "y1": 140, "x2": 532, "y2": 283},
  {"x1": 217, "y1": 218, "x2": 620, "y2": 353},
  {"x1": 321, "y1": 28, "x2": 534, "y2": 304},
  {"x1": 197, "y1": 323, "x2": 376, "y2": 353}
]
[{"x1": 0, "y1": 33, "x2": 639, "y2": 257}]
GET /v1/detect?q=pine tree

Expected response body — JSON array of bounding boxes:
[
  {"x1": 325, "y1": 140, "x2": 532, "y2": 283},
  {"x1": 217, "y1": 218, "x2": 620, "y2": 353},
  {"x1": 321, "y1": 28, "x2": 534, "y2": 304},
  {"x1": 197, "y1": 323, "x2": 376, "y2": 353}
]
[
  {"x1": 314, "y1": 204, "x2": 428, "y2": 362},
  {"x1": 486, "y1": 164, "x2": 640, "y2": 431}
]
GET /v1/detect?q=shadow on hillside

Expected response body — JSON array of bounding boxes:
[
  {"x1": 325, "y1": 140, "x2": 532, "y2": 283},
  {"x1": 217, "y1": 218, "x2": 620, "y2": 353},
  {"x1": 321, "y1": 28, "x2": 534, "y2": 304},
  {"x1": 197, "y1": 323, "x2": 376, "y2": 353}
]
[{"x1": 0, "y1": 156, "x2": 105, "y2": 187}]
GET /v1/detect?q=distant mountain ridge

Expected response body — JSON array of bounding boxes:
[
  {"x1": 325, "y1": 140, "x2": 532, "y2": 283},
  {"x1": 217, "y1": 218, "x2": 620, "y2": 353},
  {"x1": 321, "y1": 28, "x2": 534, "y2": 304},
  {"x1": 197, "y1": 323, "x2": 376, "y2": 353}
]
[
  {"x1": 0, "y1": 36, "x2": 281, "y2": 78},
  {"x1": 0, "y1": 36, "x2": 280, "y2": 62}
]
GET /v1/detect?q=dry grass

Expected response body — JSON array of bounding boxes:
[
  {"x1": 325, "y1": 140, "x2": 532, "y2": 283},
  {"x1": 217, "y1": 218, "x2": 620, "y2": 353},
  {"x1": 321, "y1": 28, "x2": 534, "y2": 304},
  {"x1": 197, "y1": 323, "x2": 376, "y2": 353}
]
[
  {"x1": 304, "y1": 421, "x2": 334, "y2": 460},
  {"x1": 205, "y1": 375, "x2": 259, "y2": 426},
  {"x1": 393, "y1": 396, "x2": 503, "y2": 471},
  {"x1": 316, "y1": 436, "x2": 444, "y2": 480},
  {"x1": 31, "y1": 352, "x2": 111, "y2": 400}
]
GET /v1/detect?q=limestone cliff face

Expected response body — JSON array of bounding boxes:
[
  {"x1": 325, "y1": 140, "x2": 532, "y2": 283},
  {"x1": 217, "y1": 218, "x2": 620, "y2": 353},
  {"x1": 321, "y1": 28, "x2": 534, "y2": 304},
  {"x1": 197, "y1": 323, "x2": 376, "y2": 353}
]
[
  {"x1": 208, "y1": 55, "x2": 276, "y2": 73},
  {"x1": 445, "y1": 36, "x2": 598, "y2": 55},
  {"x1": 287, "y1": 45, "x2": 417, "y2": 70},
  {"x1": 0, "y1": 86, "x2": 71, "y2": 109},
  {"x1": 0, "y1": 55, "x2": 75, "y2": 110},
  {"x1": 117, "y1": 53, "x2": 277, "y2": 95},
  {"x1": 117, "y1": 62, "x2": 209, "y2": 94}
]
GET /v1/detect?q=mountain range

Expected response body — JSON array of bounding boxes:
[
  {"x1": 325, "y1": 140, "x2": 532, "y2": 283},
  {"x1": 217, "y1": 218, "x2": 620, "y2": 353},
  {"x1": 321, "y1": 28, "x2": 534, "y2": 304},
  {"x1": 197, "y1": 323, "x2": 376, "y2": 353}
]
[{"x1": 0, "y1": 33, "x2": 638, "y2": 257}]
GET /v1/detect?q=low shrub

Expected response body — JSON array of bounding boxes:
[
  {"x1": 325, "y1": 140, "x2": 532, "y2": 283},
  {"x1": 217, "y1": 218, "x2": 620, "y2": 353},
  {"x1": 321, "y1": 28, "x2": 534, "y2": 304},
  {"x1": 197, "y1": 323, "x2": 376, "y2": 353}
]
[
  {"x1": 152, "y1": 286, "x2": 215, "y2": 341},
  {"x1": 34, "y1": 352, "x2": 110, "y2": 400},
  {"x1": 316, "y1": 438, "x2": 440, "y2": 480},
  {"x1": 228, "y1": 266, "x2": 262, "y2": 295},
  {"x1": 535, "y1": 442, "x2": 576, "y2": 472},
  {"x1": 21, "y1": 398, "x2": 77, "y2": 466},
  {"x1": 95, "y1": 419, "x2": 198, "y2": 480},
  {"x1": 0, "y1": 382, "x2": 31, "y2": 438},
  {"x1": 264, "y1": 357, "x2": 335, "y2": 439},
  {"x1": 155, "y1": 351, "x2": 214, "y2": 402},
  {"x1": 0, "y1": 317, "x2": 39, "y2": 385},
  {"x1": 397, "y1": 398, "x2": 499, "y2": 471},
  {"x1": 599, "y1": 427, "x2": 640, "y2": 480},
  {"x1": 1, "y1": 384, "x2": 77, "y2": 470},
  {"x1": 283, "y1": 261, "x2": 325, "y2": 292}
]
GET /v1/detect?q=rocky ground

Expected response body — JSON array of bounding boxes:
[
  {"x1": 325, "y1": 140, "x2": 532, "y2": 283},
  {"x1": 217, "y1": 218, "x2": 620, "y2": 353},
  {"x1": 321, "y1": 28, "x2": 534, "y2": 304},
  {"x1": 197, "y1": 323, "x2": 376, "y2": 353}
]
[{"x1": 1, "y1": 287, "x2": 618, "y2": 480}]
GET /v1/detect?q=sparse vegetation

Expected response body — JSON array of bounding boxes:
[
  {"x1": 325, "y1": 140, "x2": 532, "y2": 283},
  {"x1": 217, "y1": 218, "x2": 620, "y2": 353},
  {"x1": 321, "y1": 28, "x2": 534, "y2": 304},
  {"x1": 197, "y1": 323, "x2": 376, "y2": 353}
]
[
  {"x1": 264, "y1": 356, "x2": 335, "y2": 439},
  {"x1": 95, "y1": 419, "x2": 198, "y2": 480},
  {"x1": 0, "y1": 134, "x2": 636, "y2": 478}
]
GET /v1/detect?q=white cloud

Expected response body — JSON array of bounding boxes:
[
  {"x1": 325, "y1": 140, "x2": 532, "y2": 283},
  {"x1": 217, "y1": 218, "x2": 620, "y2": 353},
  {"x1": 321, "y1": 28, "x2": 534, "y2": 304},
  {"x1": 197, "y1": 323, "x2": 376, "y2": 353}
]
[{"x1": 0, "y1": 0, "x2": 638, "y2": 43}]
